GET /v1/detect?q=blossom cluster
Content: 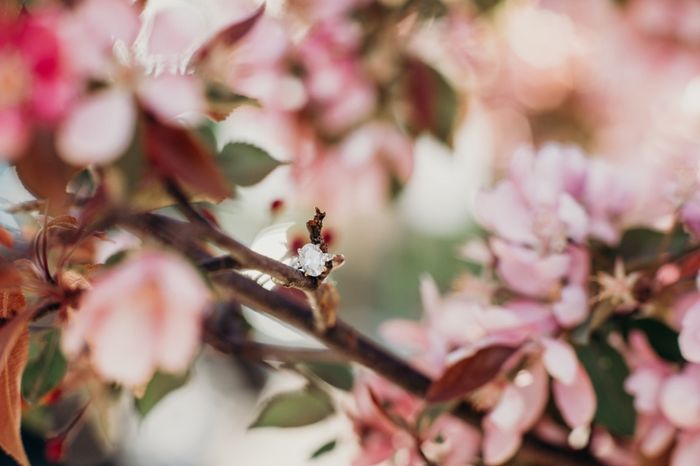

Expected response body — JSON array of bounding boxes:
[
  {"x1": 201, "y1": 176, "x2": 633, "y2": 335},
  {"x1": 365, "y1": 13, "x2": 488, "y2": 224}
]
[
  {"x1": 344, "y1": 1, "x2": 700, "y2": 465},
  {"x1": 347, "y1": 141, "x2": 700, "y2": 465}
]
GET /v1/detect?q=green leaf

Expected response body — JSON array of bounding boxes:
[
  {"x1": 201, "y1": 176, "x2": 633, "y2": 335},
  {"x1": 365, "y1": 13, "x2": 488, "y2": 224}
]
[
  {"x1": 627, "y1": 318, "x2": 684, "y2": 363},
  {"x1": 217, "y1": 142, "x2": 286, "y2": 187},
  {"x1": 205, "y1": 81, "x2": 259, "y2": 121},
  {"x1": 249, "y1": 386, "x2": 334, "y2": 428},
  {"x1": 104, "y1": 250, "x2": 129, "y2": 268},
  {"x1": 21, "y1": 330, "x2": 67, "y2": 404},
  {"x1": 472, "y1": 0, "x2": 504, "y2": 13},
  {"x1": 614, "y1": 227, "x2": 689, "y2": 267},
  {"x1": 197, "y1": 121, "x2": 218, "y2": 151},
  {"x1": 304, "y1": 362, "x2": 354, "y2": 391},
  {"x1": 135, "y1": 371, "x2": 189, "y2": 417},
  {"x1": 576, "y1": 340, "x2": 636, "y2": 436},
  {"x1": 310, "y1": 439, "x2": 337, "y2": 460}
]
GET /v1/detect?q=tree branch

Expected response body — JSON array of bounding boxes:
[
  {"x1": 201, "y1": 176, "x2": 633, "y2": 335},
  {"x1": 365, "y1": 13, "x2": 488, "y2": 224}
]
[{"x1": 122, "y1": 212, "x2": 603, "y2": 466}]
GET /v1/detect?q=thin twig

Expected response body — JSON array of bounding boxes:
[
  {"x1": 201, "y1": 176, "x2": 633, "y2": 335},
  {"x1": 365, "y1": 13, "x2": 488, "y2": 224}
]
[{"x1": 204, "y1": 334, "x2": 345, "y2": 364}]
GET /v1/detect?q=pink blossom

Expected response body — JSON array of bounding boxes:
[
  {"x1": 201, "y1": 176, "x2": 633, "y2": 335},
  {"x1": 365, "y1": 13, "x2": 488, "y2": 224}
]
[
  {"x1": 672, "y1": 432, "x2": 700, "y2": 466},
  {"x1": 62, "y1": 251, "x2": 210, "y2": 387},
  {"x1": 55, "y1": 0, "x2": 204, "y2": 166},
  {"x1": 293, "y1": 123, "x2": 414, "y2": 220},
  {"x1": 297, "y1": 17, "x2": 376, "y2": 134},
  {"x1": 385, "y1": 272, "x2": 596, "y2": 464},
  {"x1": 659, "y1": 367, "x2": 700, "y2": 430},
  {"x1": 350, "y1": 371, "x2": 480, "y2": 466},
  {"x1": 219, "y1": 15, "x2": 305, "y2": 112},
  {"x1": 679, "y1": 301, "x2": 700, "y2": 363},
  {"x1": 681, "y1": 191, "x2": 700, "y2": 238},
  {"x1": 0, "y1": 11, "x2": 75, "y2": 159},
  {"x1": 482, "y1": 361, "x2": 548, "y2": 465},
  {"x1": 482, "y1": 340, "x2": 596, "y2": 465},
  {"x1": 552, "y1": 284, "x2": 588, "y2": 328},
  {"x1": 551, "y1": 363, "x2": 596, "y2": 428},
  {"x1": 490, "y1": 239, "x2": 570, "y2": 298},
  {"x1": 623, "y1": 331, "x2": 678, "y2": 458}
]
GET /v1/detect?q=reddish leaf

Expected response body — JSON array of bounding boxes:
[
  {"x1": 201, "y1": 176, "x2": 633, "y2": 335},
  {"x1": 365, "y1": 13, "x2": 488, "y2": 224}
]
[
  {"x1": 191, "y1": 3, "x2": 266, "y2": 65},
  {"x1": 676, "y1": 249, "x2": 700, "y2": 281},
  {"x1": 426, "y1": 345, "x2": 517, "y2": 402},
  {"x1": 0, "y1": 266, "x2": 22, "y2": 289},
  {"x1": 45, "y1": 436, "x2": 65, "y2": 463},
  {"x1": 0, "y1": 293, "x2": 30, "y2": 466},
  {"x1": 144, "y1": 115, "x2": 231, "y2": 202},
  {"x1": 14, "y1": 131, "x2": 78, "y2": 215},
  {"x1": 403, "y1": 58, "x2": 459, "y2": 147},
  {"x1": 0, "y1": 294, "x2": 30, "y2": 376},
  {"x1": 0, "y1": 330, "x2": 29, "y2": 466},
  {"x1": 0, "y1": 291, "x2": 24, "y2": 316},
  {"x1": 0, "y1": 228, "x2": 13, "y2": 249}
]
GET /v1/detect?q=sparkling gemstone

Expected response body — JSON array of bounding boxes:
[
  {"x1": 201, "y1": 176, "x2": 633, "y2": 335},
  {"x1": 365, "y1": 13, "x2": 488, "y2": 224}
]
[{"x1": 295, "y1": 243, "x2": 332, "y2": 277}]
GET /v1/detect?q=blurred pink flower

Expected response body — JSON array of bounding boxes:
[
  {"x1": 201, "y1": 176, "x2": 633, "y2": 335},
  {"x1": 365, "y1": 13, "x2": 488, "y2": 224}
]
[
  {"x1": 293, "y1": 122, "x2": 414, "y2": 219},
  {"x1": 219, "y1": 15, "x2": 306, "y2": 112},
  {"x1": 679, "y1": 301, "x2": 700, "y2": 363},
  {"x1": 382, "y1": 273, "x2": 596, "y2": 465},
  {"x1": 55, "y1": 0, "x2": 204, "y2": 166},
  {"x1": 482, "y1": 361, "x2": 548, "y2": 465},
  {"x1": 490, "y1": 239, "x2": 570, "y2": 298},
  {"x1": 681, "y1": 191, "x2": 700, "y2": 238},
  {"x1": 62, "y1": 251, "x2": 210, "y2": 387},
  {"x1": 298, "y1": 17, "x2": 376, "y2": 134},
  {"x1": 0, "y1": 11, "x2": 75, "y2": 159},
  {"x1": 659, "y1": 365, "x2": 700, "y2": 430},
  {"x1": 475, "y1": 144, "x2": 589, "y2": 253},
  {"x1": 622, "y1": 333, "x2": 700, "y2": 465}
]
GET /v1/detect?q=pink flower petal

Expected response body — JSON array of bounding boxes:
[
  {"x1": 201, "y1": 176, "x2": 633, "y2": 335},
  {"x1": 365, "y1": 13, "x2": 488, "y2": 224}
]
[
  {"x1": 379, "y1": 320, "x2": 429, "y2": 351},
  {"x1": 552, "y1": 284, "x2": 588, "y2": 328},
  {"x1": 482, "y1": 421, "x2": 522, "y2": 465},
  {"x1": 624, "y1": 368, "x2": 663, "y2": 413},
  {"x1": 0, "y1": 110, "x2": 29, "y2": 160},
  {"x1": 672, "y1": 432, "x2": 700, "y2": 466},
  {"x1": 138, "y1": 74, "x2": 204, "y2": 124},
  {"x1": 76, "y1": 0, "x2": 140, "y2": 50},
  {"x1": 475, "y1": 182, "x2": 537, "y2": 246},
  {"x1": 147, "y1": 5, "x2": 206, "y2": 57},
  {"x1": 489, "y1": 385, "x2": 526, "y2": 431},
  {"x1": 641, "y1": 419, "x2": 675, "y2": 458},
  {"x1": 57, "y1": 88, "x2": 136, "y2": 165},
  {"x1": 62, "y1": 251, "x2": 209, "y2": 388},
  {"x1": 491, "y1": 239, "x2": 569, "y2": 297},
  {"x1": 157, "y1": 258, "x2": 209, "y2": 372},
  {"x1": 426, "y1": 417, "x2": 480, "y2": 466},
  {"x1": 679, "y1": 303, "x2": 700, "y2": 363},
  {"x1": 558, "y1": 193, "x2": 589, "y2": 242},
  {"x1": 660, "y1": 373, "x2": 700, "y2": 429},
  {"x1": 552, "y1": 365, "x2": 596, "y2": 428},
  {"x1": 420, "y1": 274, "x2": 441, "y2": 319},
  {"x1": 91, "y1": 292, "x2": 157, "y2": 387},
  {"x1": 542, "y1": 338, "x2": 578, "y2": 385},
  {"x1": 516, "y1": 361, "x2": 549, "y2": 429}
]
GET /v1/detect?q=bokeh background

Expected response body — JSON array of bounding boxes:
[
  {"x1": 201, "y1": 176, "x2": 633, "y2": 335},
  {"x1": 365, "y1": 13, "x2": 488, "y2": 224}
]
[{"x1": 4, "y1": 0, "x2": 700, "y2": 464}]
